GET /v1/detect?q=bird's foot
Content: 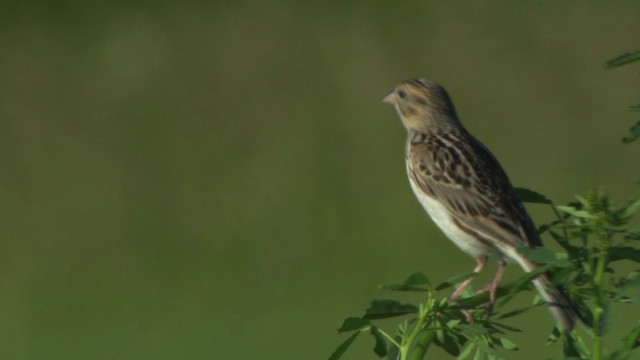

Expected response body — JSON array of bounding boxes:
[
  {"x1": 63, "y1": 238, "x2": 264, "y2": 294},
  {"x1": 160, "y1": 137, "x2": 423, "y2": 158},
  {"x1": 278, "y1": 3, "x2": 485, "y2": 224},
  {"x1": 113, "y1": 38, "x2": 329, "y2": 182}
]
[
  {"x1": 472, "y1": 284, "x2": 497, "y2": 318},
  {"x1": 461, "y1": 309, "x2": 475, "y2": 323}
]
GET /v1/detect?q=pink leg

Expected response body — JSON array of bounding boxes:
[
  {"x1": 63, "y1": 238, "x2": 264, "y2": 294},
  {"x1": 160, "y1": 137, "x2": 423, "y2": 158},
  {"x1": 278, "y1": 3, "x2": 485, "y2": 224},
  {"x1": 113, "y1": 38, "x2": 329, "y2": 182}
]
[
  {"x1": 474, "y1": 261, "x2": 507, "y2": 317},
  {"x1": 450, "y1": 257, "x2": 487, "y2": 302},
  {"x1": 487, "y1": 262, "x2": 507, "y2": 305}
]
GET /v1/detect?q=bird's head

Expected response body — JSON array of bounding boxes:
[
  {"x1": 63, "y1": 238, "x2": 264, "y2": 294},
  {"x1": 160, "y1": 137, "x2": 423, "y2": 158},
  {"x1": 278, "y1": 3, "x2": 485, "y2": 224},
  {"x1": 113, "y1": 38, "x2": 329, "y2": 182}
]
[{"x1": 383, "y1": 79, "x2": 459, "y2": 132}]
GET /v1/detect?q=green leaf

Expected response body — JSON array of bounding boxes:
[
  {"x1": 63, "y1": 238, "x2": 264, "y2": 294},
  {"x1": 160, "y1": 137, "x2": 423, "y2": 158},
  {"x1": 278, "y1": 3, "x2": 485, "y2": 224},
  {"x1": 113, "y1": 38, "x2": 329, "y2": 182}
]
[
  {"x1": 447, "y1": 319, "x2": 462, "y2": 328},
  {"x1": 549, "y1": 230, "x2": 577, "y2": 254},
  {"x1": 563, "y1": 331, "x2": 591, "y2": 358},
  {"x1": 489, "y1": 321, "x2": 522, "y2": 333},
  {"x1": 604, "y1": 50, "x2": 640, "y2": 69},
  {"x1": 618, "y1": 197, "x2": 640, "y2": 219},
  {"x1": 495, "y1": 306, "x2": 533, "y2": 320},
  {"x1": 370, "y1": 327, "x2": 387, "y2": 357},
  {"x1": 379, "y1": 283, "x2": 428, "y2": 292},
  {"x1": 436, "y1": 272, "x2": 477, "y2": 291},
  {"x1": 517, "y1": 247, "x2": 572, "y2": 266},
  {"x1": 514, "y1": 187, "x2": 552, "y2": 204},
  {"x1": 575, "y1": 194, "x2": 590, "y2": 208},
  {"x1": 363, "y1": 300, "x2": 418, "y2": 319},
  {"x1": 608, "y1": 325, "x2": 640, "y2": 360},
  {"x1": 546, "y1": 326, "x2": 561, "y2": 346},
  {"x1": 615, "y1": 272, "x2": 640, "y2": 304},
  {"x1": 622, "y1": 121, "x2": 640, "y2": 144},
  {"x1": 437, "y1": 332, "x2": 461, "y2": 356},
  {"x1": 404, "y1": 272, "x2": 430, "y2": 285},
  {"x1": 537, "y1": 223, "x2": 551, "y2": 235},
  {"x1": 557, "y1": 205, "x2": 594, "y2": 218},
  {"x1": 496, "y1": 265, "x2": 550, "y2": 302},
  {"x1": 457, "y1": 323, "x2": 490, "y2": 336},
  {"x1": 380, "y1": 272, "x2": 431, "y2": 292},
  {"x1": 433, "y1": 324, "x2": 463, "y2": 357},
  {"x1": 435, "y1": 319, "x2": 445, "y2": 343},
  {"x1": 629, "y1": 104, "x2": 640, "y2": 112},
  {"x1": 620, "y1": 271, "x2": 640, "y2": 289},
  {"x1": 498, "y1": 337, "x2": 518, "y2": 351},
  {"x1": 574, "y1": 297, "x2": 594, "y2": 328},
  {"x1": 455, "y1": 291, "x2": 492, "y2": 310},
  {"x1": 337, "y1": 317, "x2": 370, "y2": 333},
  {"x1": 467, "y1": 337, "x2": 504, "y2": 360},
  {"x1": 609, "y1": 246, "x2": 640, "y2": 263},
  {"x1": 626, "y1": 231, "x2": 640, "y2": 241},
  {"x1": 457, "y1": 342, "x2": 476, "y2": 360},
  {"x1": 329, "y1": 331, "x2": 360, "y2": 360},
  {"x1": 385, "y1": 337, "x2": 400, "y2": 360}
]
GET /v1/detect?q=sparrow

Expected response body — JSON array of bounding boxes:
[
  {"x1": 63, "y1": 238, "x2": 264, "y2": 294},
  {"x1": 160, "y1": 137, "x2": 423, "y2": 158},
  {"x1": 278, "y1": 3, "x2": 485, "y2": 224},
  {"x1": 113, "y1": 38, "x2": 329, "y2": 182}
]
[{"x1": 383, "y1": 78, "x2": 576, "y2": 330}]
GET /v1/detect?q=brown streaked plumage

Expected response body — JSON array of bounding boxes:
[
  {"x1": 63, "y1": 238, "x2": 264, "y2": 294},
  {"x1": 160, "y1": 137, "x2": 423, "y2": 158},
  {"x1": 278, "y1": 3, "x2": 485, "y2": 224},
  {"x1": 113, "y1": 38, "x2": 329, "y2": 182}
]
[{"x1": 383, "y1": 79, "x2": 577, "y2": 330}]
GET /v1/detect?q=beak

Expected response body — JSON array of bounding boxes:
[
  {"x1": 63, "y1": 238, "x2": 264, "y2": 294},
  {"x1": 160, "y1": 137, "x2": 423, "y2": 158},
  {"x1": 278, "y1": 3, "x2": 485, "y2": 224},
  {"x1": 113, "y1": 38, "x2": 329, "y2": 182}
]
[{"x1": 382, "y1": 91, "x2": 397, "y2": 105}]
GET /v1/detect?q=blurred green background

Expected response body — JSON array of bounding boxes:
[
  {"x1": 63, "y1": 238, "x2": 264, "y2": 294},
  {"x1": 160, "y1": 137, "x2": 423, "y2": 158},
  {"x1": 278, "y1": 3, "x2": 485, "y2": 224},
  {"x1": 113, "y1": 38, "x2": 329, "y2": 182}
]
[{"x1": 1, "y1": 1, "x2": 639, "y2": 359}]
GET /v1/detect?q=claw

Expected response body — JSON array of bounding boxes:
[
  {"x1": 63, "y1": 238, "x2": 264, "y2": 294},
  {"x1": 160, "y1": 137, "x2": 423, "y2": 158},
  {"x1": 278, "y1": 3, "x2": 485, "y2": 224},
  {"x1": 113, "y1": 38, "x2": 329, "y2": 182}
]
[{"x1": 450, "y1": 257, "x2": 487, "y2": 302}]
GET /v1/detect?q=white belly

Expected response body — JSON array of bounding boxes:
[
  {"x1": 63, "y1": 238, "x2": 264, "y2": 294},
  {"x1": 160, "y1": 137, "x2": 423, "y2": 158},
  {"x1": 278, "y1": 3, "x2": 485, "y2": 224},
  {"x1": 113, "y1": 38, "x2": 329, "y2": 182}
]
[{"x1": 408, "y1": 176, "x2": 504, "y2": 260}]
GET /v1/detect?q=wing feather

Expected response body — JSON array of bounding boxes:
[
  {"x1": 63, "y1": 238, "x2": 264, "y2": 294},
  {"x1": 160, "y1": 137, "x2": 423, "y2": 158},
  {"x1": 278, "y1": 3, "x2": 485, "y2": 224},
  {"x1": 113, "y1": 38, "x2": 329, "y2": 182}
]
[{"x1": 408, "y1": 132, "x2": 541, "y2": 249}]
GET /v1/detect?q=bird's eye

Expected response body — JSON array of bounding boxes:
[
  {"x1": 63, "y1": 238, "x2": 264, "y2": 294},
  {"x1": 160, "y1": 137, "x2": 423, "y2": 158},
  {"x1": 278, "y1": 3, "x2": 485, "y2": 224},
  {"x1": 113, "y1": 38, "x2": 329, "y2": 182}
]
[{"x1": 397, "y1": 89, "x2": 407, "y2": 99}]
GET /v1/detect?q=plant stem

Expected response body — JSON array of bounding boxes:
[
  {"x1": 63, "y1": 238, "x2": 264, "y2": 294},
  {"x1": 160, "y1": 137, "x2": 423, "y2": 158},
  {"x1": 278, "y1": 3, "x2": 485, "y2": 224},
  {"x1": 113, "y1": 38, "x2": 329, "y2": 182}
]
[
  {"x1": 550, "y1": 202, "x2": 569, "y2": 240},
  {"x1": 400, "y1": 298, "x2": 435, "y2": 360},
  {"x1": 410, "y1": 330, "x2": 436, "y2": 360},
  {"x1": 376, "y1": 328, "x2": 400, "y2": 349},
  {"x1": 592, "y1": 231, "x2": 609, "y2": 360}
]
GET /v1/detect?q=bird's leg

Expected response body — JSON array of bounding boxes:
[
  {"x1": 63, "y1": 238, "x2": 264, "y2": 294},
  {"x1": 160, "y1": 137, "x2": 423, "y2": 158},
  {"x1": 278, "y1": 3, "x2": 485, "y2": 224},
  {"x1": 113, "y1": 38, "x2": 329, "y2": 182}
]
[
  {"x1": 450, "y1": 256, "x2": 487, "y2": 302},
  {"x1": 475, "y1": 261, "x2": 507, "y2": 316},
  {"x1": 488, "y1": 262, "x2": 507, "y2": 306}
]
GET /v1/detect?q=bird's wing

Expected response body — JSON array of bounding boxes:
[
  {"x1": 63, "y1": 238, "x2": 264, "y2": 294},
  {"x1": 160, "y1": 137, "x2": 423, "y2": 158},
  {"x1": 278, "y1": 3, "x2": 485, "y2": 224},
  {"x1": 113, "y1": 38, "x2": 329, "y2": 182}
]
[{"x1": 408, "y1": 133, "x2": 541, "y2": 250}]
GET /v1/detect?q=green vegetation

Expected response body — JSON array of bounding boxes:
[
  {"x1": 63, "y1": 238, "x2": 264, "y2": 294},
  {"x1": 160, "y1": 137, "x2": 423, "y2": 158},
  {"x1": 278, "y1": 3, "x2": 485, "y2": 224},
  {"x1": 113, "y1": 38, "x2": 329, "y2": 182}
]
[
  {"x1": 1, "y1": 3, "x2": 638, "y2": 359},
  {"x1": 331, "y1": 52, "x2": 640, "y2": 360}
]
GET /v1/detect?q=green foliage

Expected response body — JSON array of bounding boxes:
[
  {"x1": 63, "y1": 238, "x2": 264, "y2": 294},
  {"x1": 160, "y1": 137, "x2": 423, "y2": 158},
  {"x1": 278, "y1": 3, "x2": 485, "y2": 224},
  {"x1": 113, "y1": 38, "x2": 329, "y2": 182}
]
[
  {"x1": 515, "y1": 188, "x2": 552, "y2": 205},
  {"x1": 330, "y1": 52, "x2": 640, "y2": 359},
  {"x1": 604, "y1": 50, "x2": 640, "y2": 144},
  {"x1": 330, "y1": 273, "x2": 527, "y2": 360},
  {"x1": 330, "y1": 188, "x2": 640, "y2": 360},
  {"x1": 603, "y1": 51, "x2": 640, "y2": 69},
  {"x1": 553, "y1": 189, "x2": 640, "y2": 359},
  {"x1": 621, "y1": 122, "x2": 640, "y2": 144}
]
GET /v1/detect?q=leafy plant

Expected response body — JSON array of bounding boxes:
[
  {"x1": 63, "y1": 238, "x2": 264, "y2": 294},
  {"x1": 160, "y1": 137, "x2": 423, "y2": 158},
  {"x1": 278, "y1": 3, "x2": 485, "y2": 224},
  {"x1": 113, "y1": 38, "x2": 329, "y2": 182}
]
[
  {"x1": 604, "y1": 51, "x2": 640, "y2": 144},
  {"x1": 330, "y1": 52, "x2": 640, "y2": 359}
]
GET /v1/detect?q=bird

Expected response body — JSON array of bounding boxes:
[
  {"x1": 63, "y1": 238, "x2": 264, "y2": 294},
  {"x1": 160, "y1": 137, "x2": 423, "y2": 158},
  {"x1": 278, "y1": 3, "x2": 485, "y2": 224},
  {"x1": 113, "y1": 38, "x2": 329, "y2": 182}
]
[{"x1": 382, "y1": 78, "x2": 576, "y2": 331}]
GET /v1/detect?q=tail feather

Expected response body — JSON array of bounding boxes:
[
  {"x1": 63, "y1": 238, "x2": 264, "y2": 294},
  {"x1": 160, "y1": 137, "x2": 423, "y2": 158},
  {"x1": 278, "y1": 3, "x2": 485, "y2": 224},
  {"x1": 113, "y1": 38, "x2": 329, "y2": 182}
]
[
  {"x1": 514, "y1": 255, "x2": 577, "y2": 331},
  {"x1": 531, "y1": 275, "x2": 576, "y2": 331}
]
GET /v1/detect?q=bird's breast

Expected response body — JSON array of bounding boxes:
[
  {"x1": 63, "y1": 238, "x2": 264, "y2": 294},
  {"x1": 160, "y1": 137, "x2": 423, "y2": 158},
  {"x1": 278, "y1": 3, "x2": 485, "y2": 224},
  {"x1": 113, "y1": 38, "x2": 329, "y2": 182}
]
[{"x1": 406, "y1": 162, "x2": 506, "y2": 261}]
